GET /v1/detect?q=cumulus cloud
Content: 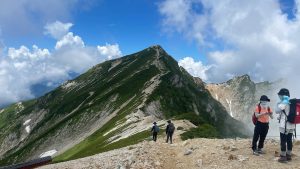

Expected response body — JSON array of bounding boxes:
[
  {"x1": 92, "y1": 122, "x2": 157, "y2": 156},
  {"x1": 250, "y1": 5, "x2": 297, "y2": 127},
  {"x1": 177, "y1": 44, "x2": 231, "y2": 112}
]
[
  {"x1": 44, "y1": 21, "x2": 73, "y2": 39},
  {"x1": 97, "y1": 44, "x2": 122, "y2": 60},
  {"x1": 0, "y1": 21, "x2": 122, "y2": 106},
  {"x1": 0, "y1": 45, "x2": 65, "y2": 105},
  {"x1": 8, "y1": 45, "x2": 50, "y2": 60},
  {"x1": 55, "y1": 32, "x2": 85, "y2": 50},
  {"x1": 178, "y1": 57, "x2": 210, "y2": 81},
  {"x1": 160, "y1": 0, "x2": 300, "y2": 96}
]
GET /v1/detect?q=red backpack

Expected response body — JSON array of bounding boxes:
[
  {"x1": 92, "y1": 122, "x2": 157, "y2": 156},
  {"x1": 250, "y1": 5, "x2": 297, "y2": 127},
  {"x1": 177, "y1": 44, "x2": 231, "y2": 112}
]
[
  {"x1": 252, "y1": 104, "x2": 270, "y2": 125},
  {"x1": 287, "y1": 99, "x2": 300, "y2": 124}
]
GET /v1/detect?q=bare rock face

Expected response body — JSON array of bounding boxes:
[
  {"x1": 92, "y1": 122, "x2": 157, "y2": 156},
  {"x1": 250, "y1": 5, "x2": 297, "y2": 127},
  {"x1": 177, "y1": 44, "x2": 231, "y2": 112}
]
[{"x1": 206, "y1": 75, "x2": 282, "y2": 129}]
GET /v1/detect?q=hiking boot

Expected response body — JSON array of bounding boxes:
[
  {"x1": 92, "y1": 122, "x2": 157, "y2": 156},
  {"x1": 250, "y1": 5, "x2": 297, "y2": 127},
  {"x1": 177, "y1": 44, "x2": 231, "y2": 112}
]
[
  {"x1": 257, "y1": 149, "x2": 266, "y2": 154},
  {"x1": 253, "y1": 150, "x2": 260, "y2": 156},
  {"x1": 278, "y1": 156, "x2": 288, "y2": 163},
  {"x1": 286, "y1": 154, "x2": 292, "y2": 161}
]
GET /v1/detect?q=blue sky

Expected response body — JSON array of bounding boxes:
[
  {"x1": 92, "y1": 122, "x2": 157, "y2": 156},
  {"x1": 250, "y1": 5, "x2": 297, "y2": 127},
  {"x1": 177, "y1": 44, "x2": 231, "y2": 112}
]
[
  {"x1": 1, "y1": 0, "x2": 296, "y2": 61},
  {"x1": 1, "y1": 0, "x2": 202, "y2": 61},
  {"x1": 1, "y1": 0, "x2": 300, "y2": 106}
]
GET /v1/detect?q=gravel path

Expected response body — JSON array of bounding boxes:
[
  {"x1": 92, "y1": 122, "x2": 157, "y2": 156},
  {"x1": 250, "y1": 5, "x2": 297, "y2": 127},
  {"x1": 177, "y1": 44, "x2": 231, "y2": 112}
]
[{"x1": 39, "y1": 127, "x2": 300, "y2": 169}]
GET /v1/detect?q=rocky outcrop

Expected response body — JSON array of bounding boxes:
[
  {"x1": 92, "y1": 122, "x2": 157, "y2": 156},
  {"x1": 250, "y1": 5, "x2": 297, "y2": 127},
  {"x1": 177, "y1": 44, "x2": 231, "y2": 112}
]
[{"x1": 206, "y1": 75, "x2": 282, "y2": 129}]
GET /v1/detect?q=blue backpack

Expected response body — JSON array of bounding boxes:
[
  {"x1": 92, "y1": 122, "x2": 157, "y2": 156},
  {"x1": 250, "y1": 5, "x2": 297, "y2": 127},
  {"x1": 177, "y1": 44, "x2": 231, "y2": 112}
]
[{"x1": 154, "y1": 125, "x2": 160, "y2": 132}]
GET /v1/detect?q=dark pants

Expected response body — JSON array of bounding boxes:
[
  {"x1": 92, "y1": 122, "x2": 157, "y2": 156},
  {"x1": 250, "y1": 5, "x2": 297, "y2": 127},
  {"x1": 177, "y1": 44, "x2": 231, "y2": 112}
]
[
  {"x1": 152, "y1": 132, "x2": 158, "y2": 142},
  {"x1": 166, "y1": 132, "x2": 173, "y2": 143},
  {"x1": 280, "y1": 132, "x2": 293, "y2": 154},
  {"x1": 252, "y1": 121, "x2": 269, "y2": 151}
]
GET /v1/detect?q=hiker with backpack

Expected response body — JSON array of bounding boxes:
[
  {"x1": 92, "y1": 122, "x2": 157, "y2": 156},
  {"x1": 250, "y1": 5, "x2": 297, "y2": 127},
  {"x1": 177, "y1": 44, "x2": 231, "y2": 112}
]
[
  {"x1": 276, "y1": 88, "x2": 297, "y2": 163},
  {"x1": 166, "y1": 120, "x2": 175, "y2": 144},
  {"x1": 151, "y1": 122, "x2": 159, "y2": 142},
  {"x1": 252, "y1": 95, "x2": 273, "y2": 155}
]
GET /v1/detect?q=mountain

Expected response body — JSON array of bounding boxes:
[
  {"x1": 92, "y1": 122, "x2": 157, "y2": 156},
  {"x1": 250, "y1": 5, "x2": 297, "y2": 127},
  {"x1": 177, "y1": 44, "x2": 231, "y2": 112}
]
[
  {"x1": 0, "y1": 45, "x2": 249, "y2": 166},
  {"x1": 206, "y1": 75, "x2": 282, "y2": 130}
]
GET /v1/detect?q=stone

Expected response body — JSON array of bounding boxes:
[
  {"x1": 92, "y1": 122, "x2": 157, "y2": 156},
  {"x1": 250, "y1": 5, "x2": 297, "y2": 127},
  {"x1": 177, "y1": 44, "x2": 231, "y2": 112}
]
[
  {"x1": 230, "y1": 146, "x2": 238, "y2": 151},
  {"x1": 228, "y1": 154, "x2": 237, "y2": 160},
  {"x1": 116, "y1": 164, "x2": 125, "y2": 169},
  {"x1": 184, "y1": 149, "x2": 193, "y2": 155},
  {"x1": 182, "y1": 140, "x2": 189, "y2": 146},
  {"x1": 237, "y1": 155, "x2": 249, "y2": 162},
  {"x1": 223, "y1": 146, "x2": 230, "y2": 150},
  {"x1": 196, "y1": 159, "x2": 203, "y2": 167}
]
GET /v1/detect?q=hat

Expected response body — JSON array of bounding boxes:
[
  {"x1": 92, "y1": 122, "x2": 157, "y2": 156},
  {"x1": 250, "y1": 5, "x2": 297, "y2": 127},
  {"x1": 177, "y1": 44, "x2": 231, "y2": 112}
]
[
  {"x1": 153, "y1": 122, "x2": 157, "y2": 124},
  {"x1": 260, "y1": 95, "x2": 270, "y2": 102},
  {"x1": 278, "y1": 88, "x2": 290, "y2": 97},
  {"x1": 167, "y1": 120, "x2": 171, "y2": 123}
]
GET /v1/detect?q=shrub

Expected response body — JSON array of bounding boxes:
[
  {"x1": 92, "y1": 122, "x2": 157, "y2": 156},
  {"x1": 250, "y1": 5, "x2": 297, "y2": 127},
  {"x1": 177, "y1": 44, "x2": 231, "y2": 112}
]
[
  {"x1": 180, "y1": 123, "x2": 219, "y2": 140},
  {"x1": 177, "y1": 126, "x2": 184, "y2": 130},
  {"x1": 175, "y1": 113, "x2": 205, "y2": 126}
]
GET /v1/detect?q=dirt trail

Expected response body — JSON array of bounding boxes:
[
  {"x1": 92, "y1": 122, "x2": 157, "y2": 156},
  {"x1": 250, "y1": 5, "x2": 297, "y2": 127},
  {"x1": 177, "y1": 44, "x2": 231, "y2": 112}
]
[{"x1": 39, "y1": 122, "x2": 300, "y2": 169}]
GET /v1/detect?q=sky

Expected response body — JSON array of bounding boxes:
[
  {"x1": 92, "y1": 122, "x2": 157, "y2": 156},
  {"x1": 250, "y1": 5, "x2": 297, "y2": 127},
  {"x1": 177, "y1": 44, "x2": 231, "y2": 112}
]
[{"x1": 0, "y1": 0, "x2": 300, "y2": 106}]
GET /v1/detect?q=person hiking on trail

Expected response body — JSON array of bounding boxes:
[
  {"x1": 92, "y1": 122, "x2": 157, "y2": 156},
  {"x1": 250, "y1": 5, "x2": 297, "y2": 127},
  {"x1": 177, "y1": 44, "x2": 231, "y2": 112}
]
[
  {"x1": 276, "y1": 88, "x2": 295, "y2": 163},
  {"x1": 151, "y1": 122, "x2": 159, "y2": 142},
  {"x1": 166, "y1": 120, "x2": 175, "y2": 144},
  {"x1": 252, "y1": 95, "x2": 273, "y2": 155}
]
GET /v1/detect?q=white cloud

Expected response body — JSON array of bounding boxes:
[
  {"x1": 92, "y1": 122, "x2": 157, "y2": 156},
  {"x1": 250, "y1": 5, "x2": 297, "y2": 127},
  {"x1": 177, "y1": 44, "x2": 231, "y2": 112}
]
[
  {"x1": 44, "y1": 21, "x2": 73, "y2": 39},
  {"x1": 0, "y1": 21, "x2": 122, "y2": 106},
  {"x1": 97, "y1": 44, "x2": 122, "y2": 60},
  {"x1": 178, "y1": 57, "x2": 210, "y2": 81},
  {"x1": 55, "y1": 32, "x2": 85, "y2": 50},
  {"x1": 8, "y1": 45, "x2": 50, "y2": 60},
  {"x1": 159, "y1": 0, "x2": 300, "y2": 91}
]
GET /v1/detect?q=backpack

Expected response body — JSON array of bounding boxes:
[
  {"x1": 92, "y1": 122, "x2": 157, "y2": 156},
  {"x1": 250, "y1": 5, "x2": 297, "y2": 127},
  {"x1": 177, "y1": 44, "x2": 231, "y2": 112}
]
[
  {"x1": 154, "y1": 125, "x2": 160, "y2": 132},
  {"x1": 252, "y1": 104, "x2": 270, "y2": 125},
  {"x1": 168, "y1": 123, "x2": 175, "y2": 133},
  {"x1": 286, "y1": 99, "x2": 300, "y2": 124}
]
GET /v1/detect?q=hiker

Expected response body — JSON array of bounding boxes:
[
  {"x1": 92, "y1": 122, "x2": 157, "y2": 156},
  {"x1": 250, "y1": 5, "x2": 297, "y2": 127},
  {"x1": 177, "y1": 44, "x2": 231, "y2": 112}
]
[
  {"x1": 276, "y1": 88, "x2": 295, "y2": 163},
  {"x1": 166, "y1": 120, "x2": 175, "y2": 144},
  {"x1": 151, "y1": 122, "x2": 159, "y2": 142},
  {"x1": 252, "y1": 95, "x2": 273, "y2": 155}
]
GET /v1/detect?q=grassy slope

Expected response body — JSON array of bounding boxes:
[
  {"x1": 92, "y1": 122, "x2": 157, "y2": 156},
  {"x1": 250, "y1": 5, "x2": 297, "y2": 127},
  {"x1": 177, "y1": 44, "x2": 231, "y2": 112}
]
[
  {"x1": 0, "y1": 48, "x2": 160, "y2": 166},
  {"x1": 54, "y1": 49, "x2": 161, "y2": 162}
]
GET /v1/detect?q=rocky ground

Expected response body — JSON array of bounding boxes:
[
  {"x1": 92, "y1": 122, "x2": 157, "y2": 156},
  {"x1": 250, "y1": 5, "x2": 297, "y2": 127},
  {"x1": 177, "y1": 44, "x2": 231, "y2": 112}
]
[{"x1": 39, "y1": 127, "x2": 300, "y2": 169}]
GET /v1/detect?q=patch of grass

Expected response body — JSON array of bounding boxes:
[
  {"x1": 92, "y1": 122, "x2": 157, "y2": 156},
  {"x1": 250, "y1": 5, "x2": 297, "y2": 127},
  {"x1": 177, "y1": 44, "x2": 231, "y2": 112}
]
[
  {"x1": 177, "y1": 126, "x2": 184, "y2": 130},
  {"x1": 180, "y1": 124, "x2": 219, "y2": 140},
  {"x1": 175, "y1": 113, "x2": 205, "y2": 126}
]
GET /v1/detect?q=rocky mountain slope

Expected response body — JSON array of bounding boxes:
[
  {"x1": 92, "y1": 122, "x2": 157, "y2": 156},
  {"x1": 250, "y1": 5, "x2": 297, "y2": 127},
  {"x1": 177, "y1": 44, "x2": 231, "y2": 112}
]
[
  {"x1": 0, "y1": 45, "x2": 249, "y2": 167},
  {"x1": 206, "y1": 75, "x2": 282, "y2": 130},
  {"x1": 39, "y1": 123, "x2": 300, "y2": 169}
]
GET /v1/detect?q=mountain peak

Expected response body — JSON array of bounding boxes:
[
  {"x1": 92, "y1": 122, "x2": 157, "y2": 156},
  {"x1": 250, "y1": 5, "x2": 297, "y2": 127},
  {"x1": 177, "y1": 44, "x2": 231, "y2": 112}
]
[
  {"x1": 149, "y1": 44, "x2": 163, "y2": 50},
  {"x1": 225, "y1": 74, "x2": 252, "y2": 85},
  {"x1": 146, "y1": 45, "x2": 168, "y2": 56},
  {"x1": 238, "y1": 74, "x2": 250, "y2": 80}
]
